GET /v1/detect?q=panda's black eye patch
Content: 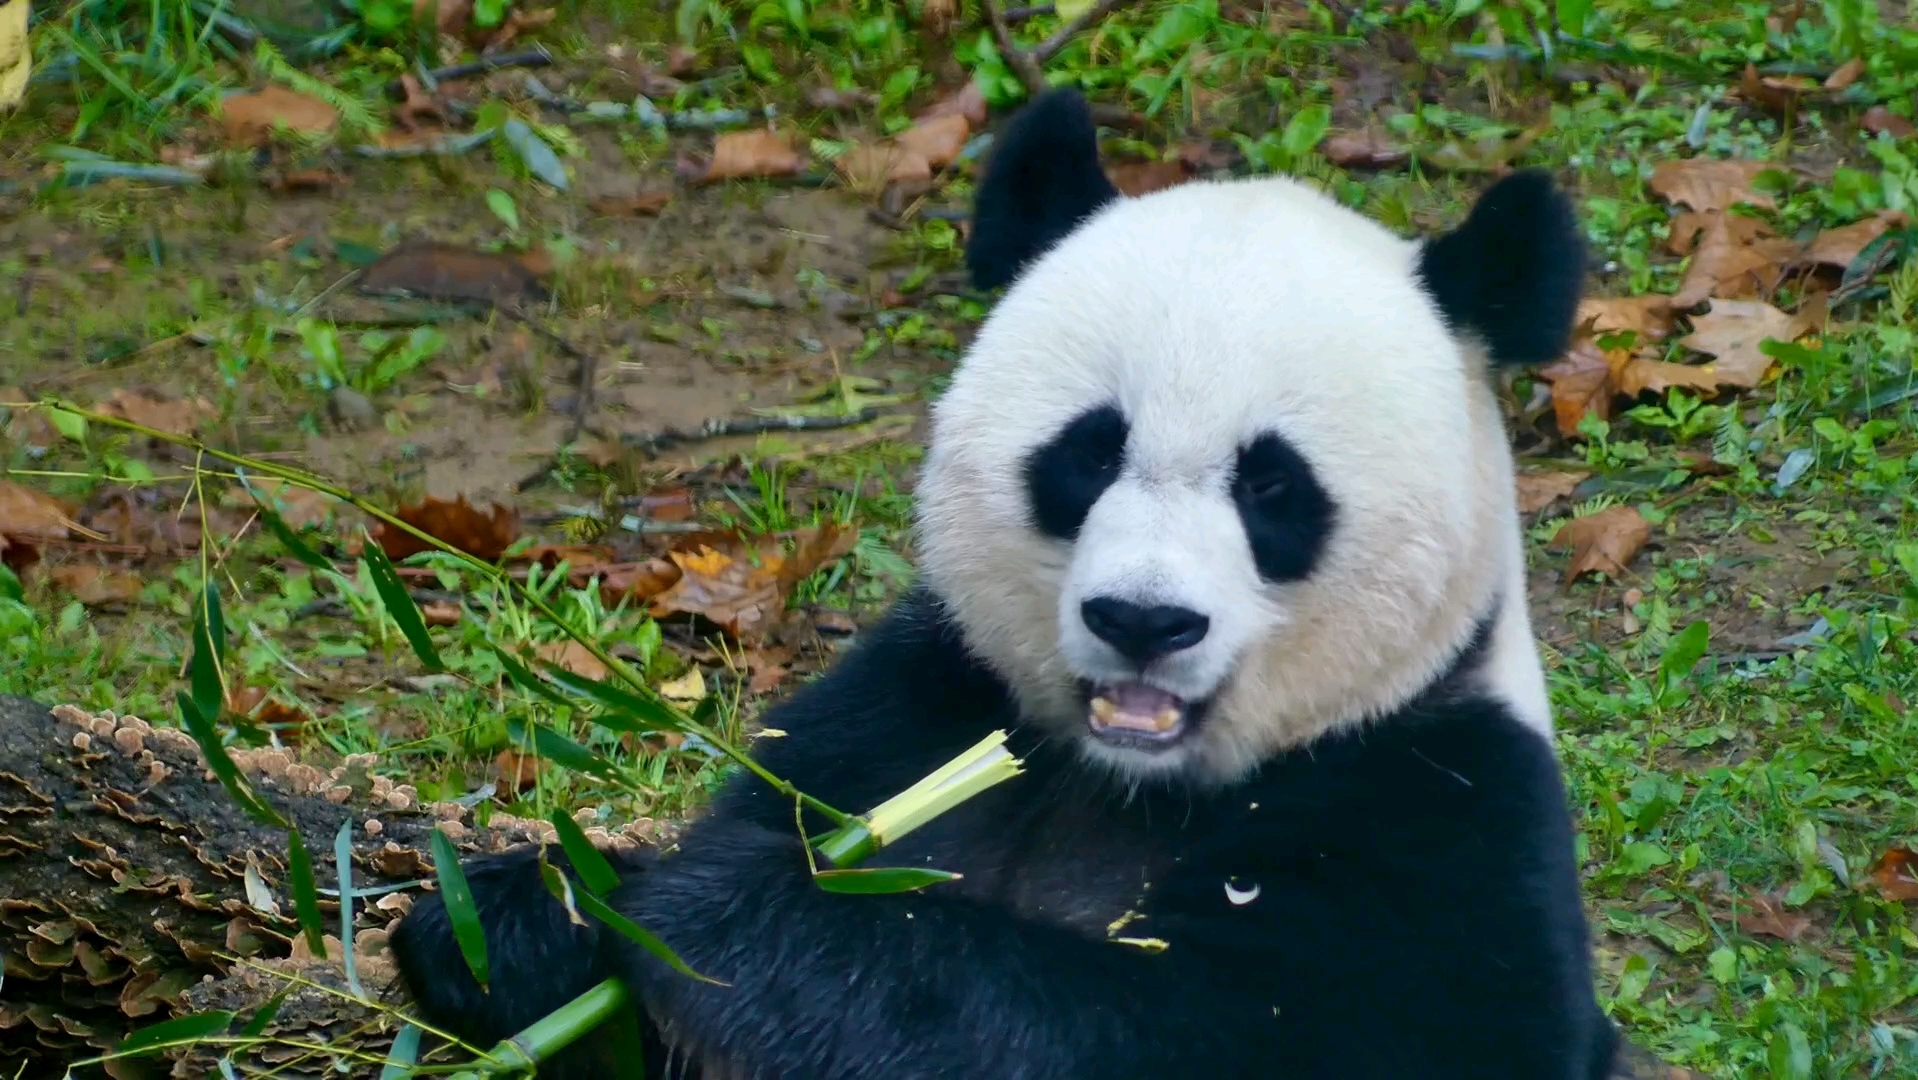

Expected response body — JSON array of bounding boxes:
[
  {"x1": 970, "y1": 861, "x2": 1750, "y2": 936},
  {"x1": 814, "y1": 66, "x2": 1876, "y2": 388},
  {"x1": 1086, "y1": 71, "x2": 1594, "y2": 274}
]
[
  {"x1": 1232, "y1": 433, "x2": 1337, "y2": 583},
  {"x1": 1024, "y1": 404, "x2": 1128, "y2": 540}
]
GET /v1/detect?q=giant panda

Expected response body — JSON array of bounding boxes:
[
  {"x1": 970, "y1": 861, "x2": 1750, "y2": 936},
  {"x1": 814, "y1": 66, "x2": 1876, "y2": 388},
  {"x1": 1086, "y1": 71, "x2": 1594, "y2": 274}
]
[{"x1": 390, "y1": 88, "x2": 1616, "y2": 1079}]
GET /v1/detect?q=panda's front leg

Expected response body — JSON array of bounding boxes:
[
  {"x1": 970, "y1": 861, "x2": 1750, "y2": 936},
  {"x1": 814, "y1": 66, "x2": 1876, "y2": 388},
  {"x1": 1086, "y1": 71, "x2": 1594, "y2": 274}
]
[{"x1": 610, "y1": 819, "x2": 1243, "y2": 1080}]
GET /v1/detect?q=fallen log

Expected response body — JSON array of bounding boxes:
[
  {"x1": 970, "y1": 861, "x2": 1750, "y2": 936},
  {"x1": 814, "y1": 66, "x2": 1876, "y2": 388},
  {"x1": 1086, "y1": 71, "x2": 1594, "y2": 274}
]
[{"x1": 0, "y1": 695, "x2": 662, "y2": 1078}]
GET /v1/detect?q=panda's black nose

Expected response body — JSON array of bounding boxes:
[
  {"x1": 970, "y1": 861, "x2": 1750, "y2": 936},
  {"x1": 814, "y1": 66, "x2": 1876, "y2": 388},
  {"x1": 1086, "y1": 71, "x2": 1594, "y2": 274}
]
[{"x1": 1080, "y1": 598, "x2": 1210, "y2": 664}]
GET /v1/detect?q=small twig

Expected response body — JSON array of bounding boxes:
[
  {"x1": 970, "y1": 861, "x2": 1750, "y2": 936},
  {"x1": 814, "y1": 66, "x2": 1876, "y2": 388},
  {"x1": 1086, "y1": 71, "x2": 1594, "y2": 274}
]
[
  {"x1": 497, "y1": 306, "x2": 599, "y2": 447},
  {"x1": 294, "y1": 589, "x2": 460, "y2": 621},
  {"x1": 980, "y1": 0, "x2": 1141, "y2": 96},
  {"x1": 981, "y1": 0, "x2": 1047, "y2": 96},
  {"x1": 395, "y1": 48, "x2": 553, "y2": 95},
  {"x1": 1003, "y1": 3, "x2": 1055, "y2": 22},
  {"x1": 1032, "y1": 0, "x2": 1137, "y2": 64},
  {"x1": 622, "y1": 408, "x2": 883, "y2": 454},
  {"x1": 512, "y1": 409, "x2": 884, "y2": 492}
]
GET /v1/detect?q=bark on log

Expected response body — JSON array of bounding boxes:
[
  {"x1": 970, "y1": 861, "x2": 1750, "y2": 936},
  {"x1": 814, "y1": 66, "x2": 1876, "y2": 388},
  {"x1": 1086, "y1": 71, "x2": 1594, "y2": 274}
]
[{"x1": 0, "y1": 695, "x2": 662, "y2": 1079}]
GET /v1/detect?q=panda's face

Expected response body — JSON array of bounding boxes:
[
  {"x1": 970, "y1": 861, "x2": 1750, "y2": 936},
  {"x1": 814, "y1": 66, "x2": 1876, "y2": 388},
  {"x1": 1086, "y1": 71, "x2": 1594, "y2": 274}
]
[{"x1": 917, "y1": 176, "x2": 1538, "y2": 783}]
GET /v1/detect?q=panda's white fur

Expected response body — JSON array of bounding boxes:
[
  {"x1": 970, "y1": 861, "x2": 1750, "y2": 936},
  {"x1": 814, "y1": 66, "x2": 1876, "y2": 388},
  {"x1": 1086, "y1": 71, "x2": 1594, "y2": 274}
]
[{"x1": 919, "y1": 176, "x2": 1551, "y2": 782}]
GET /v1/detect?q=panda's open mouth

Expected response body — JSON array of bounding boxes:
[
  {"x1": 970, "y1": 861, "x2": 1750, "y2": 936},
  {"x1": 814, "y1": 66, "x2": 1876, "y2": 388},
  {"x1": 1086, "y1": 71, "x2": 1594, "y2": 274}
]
[{"x1": 1082, "y1": 680, "x2": 1204, "y2": 750}]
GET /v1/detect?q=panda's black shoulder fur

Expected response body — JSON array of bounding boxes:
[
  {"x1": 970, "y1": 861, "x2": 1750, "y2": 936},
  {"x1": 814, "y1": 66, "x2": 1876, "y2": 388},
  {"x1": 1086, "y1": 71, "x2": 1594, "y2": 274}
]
[{"x1": 391, "y1": 588, "x2": 1618, "y2": 1079}]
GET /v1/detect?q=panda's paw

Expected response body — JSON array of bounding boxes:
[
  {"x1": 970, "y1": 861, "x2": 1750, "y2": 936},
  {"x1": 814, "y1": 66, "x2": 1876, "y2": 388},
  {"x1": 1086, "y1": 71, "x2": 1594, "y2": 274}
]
[{"x1": 389, "y1": 844, "x2": 644, "y2": 1049}]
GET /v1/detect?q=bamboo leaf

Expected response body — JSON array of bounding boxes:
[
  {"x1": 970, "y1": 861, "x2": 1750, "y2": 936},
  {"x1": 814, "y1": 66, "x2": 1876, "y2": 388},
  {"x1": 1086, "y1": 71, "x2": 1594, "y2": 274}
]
[
  {"x1": 378, "y1": 1023, "x2": 422, "y2": 1079},
  {"x1": 188, "y1": 583, "x2": 226, "y2": 725},
  {"x1": 176, "y1": 692, "x2": 288, "y2": 828},
  {"x1": 241, "y1": 478, "x2": 332, "y2": 570},
  {"x1": 490, "y1": 643, "x2": 575, "y2": 708},
  {"x1": 238, "y1": 991, "x2": 289, "y2": 1038},
  {"x1": 335, "y1": 819, "x2": 364, "y2": 999},
  {"x1": 538, "y1": 870, "x2": 719, "y2": 985},
  {"x1": 362, "y1": 537, "x2": 444, "y2": 671},
  {"x1": 286, "y1": 830, "x2": 327, "y2": 956},
  {"x1": 509, "y1": 718, "x2": 622, "y2": 781},
  {"x1": 811, "y1": 867, "x2": 962, "y2": 894},
  {"x1": 547, "y1": 810, "x2": 621, "y2": 896},
  {"x1": 117, "y1": 1010, "x2": 237, "y2": 1056},
  {"x1": 539, "y1": 662, "x2": 685, "y2": 734},
  {"x1": 429, "y1": 826, "x2": 489, "y2": 989}
]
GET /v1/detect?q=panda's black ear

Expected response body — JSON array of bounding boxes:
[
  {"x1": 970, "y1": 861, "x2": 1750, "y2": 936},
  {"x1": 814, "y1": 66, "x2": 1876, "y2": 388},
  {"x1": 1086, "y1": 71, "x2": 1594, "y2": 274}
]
[
  {"x1": 1416, "y1": 169, "x2": 1586, "y2": 367},
  {"x1": 965, "y1": 89, "x2": 1120, "y2": 291}
]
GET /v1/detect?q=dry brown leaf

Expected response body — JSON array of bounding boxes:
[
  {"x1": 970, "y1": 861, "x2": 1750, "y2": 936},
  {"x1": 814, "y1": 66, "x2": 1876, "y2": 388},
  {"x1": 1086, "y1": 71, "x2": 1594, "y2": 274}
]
[
  {"x1": 1667, "y1": 209, "x2": 1771, "y2": 256},
  {"x1": 696, "y1": 130, "x2": 806, "y2": 183},
  {"x1": 918, "y1": 0, "x2": 958, "y2": 35},
  {"x1": 918, "y1": 81, "x2": 988, "y2": 128},
  {"x1": 267, "y1": 167, "x2": 349, "y2": 194},
  {"x1": 49, "y1": 564, "x2": 144, "y2": 606},
  {"x1": 1538, "y1": 339, "x2": 1620, "y2": 434},
  {"x1": 1869, "y1": 847, "x2": 1918, "y2": 901},
  {"x1": 478, "y1": 5, "x2": 555, "y2": 49},
  {"x1": 1824, "y1": 57, "x2": 1866, "y2": 91},
  {"x1": 1319, "y1": 130, "x2": 1409, "y2": 171},
  {"x1": 1671, "y1": 213, "x2": 1794, "y2": 309},
  {"x1": 83, "y1": 491, "x2": 207, "y2": 557},
  {"x1": 588, "y1": 188, "x2": 674, "y2": 216},
  {"x1": 417, "y1": 0, "x2": 471, "y2": 32},
  {"x1": 495, "y1": 749, "x2": 541, "y2": 792},
  {"x1": 638, "y1": 488, "x2": 695, "y2": 522},
  {"x1": 1578, "y1": 295, "x2": 1675, "y2": 341},
  {"x1": 1615, "y1": 356, "x2": 1732, "y2": 398},
  {"x1": 374, "y1": 495, "x2": 521, "y2": 562},
  {"x1": 748, "y1": 662, "x2": 790, "y2": 694},
  {"x1": 894, "y1": 112, "x2": 970, "y2": 170},
  {"x1": 245, "y1": 478, "x2": 338, "y2": 530},
  {"x1": 225, "y1": 685, "x2": 268, "y2": 717},
  {"x1": 1677, "y1": 299, "x2": 1812, "y2": 389},
  {"x1": 1736, "y1": 890, "x2": 1813, "y2": 942},
  {"x1": 359, "y1": 241, "x2": 550, "y2": 305},
  {"x1": 536, "y1": 640, "x2": 609, "y2": 681},
  {"x1": 650, "y1": 522, "x2": 858, "y2": 641},
  {"x1": 1799, "y1": 212, "x2": 1906, "y2": 270},
  {"x1": 254, "y1": 697, "x2": 313, "y2": 743},
  {"x1": 650, "y1": 545, "x2": 781, "y2": 638},
  {"x1": 1515, "y1": 469, "x2": 1589, "y2": 513},
  {"x1": 0, "y1": 534, "x2": 38, "y2": 574},
  {"x1": 777, "y1": 522, "x2": 860, "y2": 591},
  {"x1": 419, "y1": 601, "x2": 462, "y2": 627},
  {"x1": 1863, "y1": 106, "x2": 1917, "y2": 140},
  {"x1": 1552, "y1": 505, "x2": 1649, "y2": 581},
  {"x1": 1739, "y1": 63, "x2": 1818, "y2": 113},
  {"x1": 221, "y1": 85, "x2": 340, "y2": 148},
  {"x1": 666, "y1": 45, "x2": 701, "y2": 76},
  {"x1": 0, "y1": 480, "x2": 81, "y2": 542},
  {"x1": 806, "y1": 86, "x2": 877, "y2": 111},
  {"x1": 836, "y1": 143, "x2": 934, "y2": 192},
  {"x1": 595, "y1": 559, "x2": 684, "y2": 607},
  {"x1": 394, "y1": 74, "x2": 446, "y2": 132},
  {"x1": 525, "y1": 544, "x2": 618, "y2": 573},
  {"x1": 93, "y1": 388, "x2": 216, "y2": 436},
  {"x1": 1647, "y1": 159, "x2": 1777, "y2": 213},
  {"x1": 1106, "y1": 159, "x2": 1194, "y2": 197}
]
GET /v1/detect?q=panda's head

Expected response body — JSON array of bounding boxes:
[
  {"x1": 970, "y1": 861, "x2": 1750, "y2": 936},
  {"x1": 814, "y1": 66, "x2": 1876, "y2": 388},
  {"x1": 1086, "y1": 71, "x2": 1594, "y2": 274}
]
[{"x1": 914, "y1": 90, "x2": 1586, "y2": 785}]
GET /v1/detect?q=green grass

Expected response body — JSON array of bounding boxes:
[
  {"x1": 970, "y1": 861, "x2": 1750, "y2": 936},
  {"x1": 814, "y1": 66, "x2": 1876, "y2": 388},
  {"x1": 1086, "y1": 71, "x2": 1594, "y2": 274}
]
[{"x1": 8, "y1": 0, "x2": 1918, "y2": 1074}]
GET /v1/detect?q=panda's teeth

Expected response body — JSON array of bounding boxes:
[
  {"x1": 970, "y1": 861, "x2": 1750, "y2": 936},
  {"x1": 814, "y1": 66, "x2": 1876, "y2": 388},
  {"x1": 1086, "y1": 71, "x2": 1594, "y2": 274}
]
[
  {"x1": 1152, "y1": 708, "x2": 1181, "y2": 732},
  {"x1": 1090, "y1": 697, "x2": 1118, "y2": 723}
]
